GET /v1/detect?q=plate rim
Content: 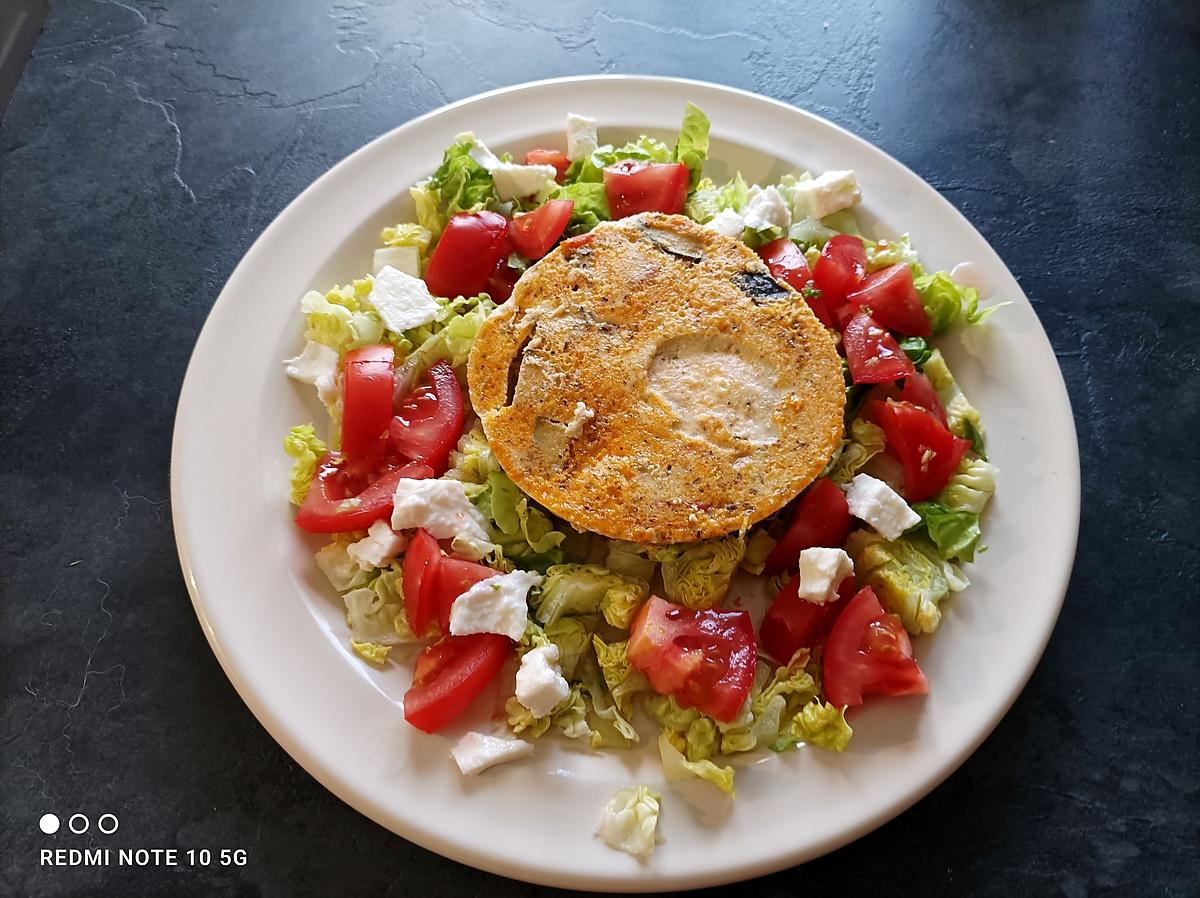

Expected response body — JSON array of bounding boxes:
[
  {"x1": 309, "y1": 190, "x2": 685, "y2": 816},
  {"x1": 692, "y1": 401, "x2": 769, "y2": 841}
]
[{"x1": 171, "y1": 74, "x2": 1081, "y2": 891}]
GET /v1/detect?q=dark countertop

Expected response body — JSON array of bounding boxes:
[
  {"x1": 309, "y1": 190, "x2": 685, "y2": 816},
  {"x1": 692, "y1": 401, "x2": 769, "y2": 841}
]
[{"x1": 2, "y1": 2, "x2": 1197, "y2": 895}]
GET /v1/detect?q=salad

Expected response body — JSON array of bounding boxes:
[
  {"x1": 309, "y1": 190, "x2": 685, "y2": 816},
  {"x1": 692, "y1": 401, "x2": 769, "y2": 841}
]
[{"x1": 282, "y1": 104, "x2": 1001, "y2": 860}]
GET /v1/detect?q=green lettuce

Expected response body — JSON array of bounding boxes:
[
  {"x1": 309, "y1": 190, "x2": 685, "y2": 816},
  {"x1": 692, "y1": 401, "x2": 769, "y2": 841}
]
[
  {"x1": 685, "y1": 173, "x2": 749, "y2": 223},
  {"x1": 898, "y1": 335, "x2": 932, "y2": 368},
  {"x1": 788, "y1": 215, "x2": 842, "y2": 249},
  {"x1": 283, "y1": 424, "x2": 327, "y2": 505},
  {"x1": 351, "y1": 641, "x2": 391, "y2": 665},
  {"x1": 532, "y1": 564, "x2": 649, "y2": 627},
  {"x1": 414, "y1": 133, "x2": 501, "y2": 239},
  {"x1": 392, "y1": 293, "x2": 495, "y2": 379},
  {"x1": 923, "y1": 350, "x2": 986, "y2": 456},
  {"x1": 301, "y1": 282, "x2": 384, "y2": 354},
  {"x1": 343, "y1": 585, "x2": 404, "y2": 645},
  {"x1": 444, "y1": 427, "x2": 500, "y2": 493},
  {"x1": 915, "y1": 271, "x2": 1005, "y2": 334},
  {"x1": 577, "y1": 652, "x2": 640, "y2": 748},
  {"x1": 592, "y1": 636, "x2": 650, "y2": 719},
  {"x1": 740, "y1": 529, "x2": 777, "y2": 575},
  {"x1": 658, "y1": 731, "x2": 735, "y2": 794},
  {"x1": 827, "y1": 418, "x2": 886, "y2": 485},
  {"x1": 549, "y1": 181, "x2": 610, "y2": 234},
  {"x1": 314, "y1": 539, "x2": 369, "y2": 592},
  {"x1": 473, "y1": 470, "x2": 567, "y2": 566},
  {"x1": 938, "y1": 456, "x2": 999, "y2": 516},
  {"x1": 642, "y1": 693, "x2": 702, "y2": 733},
  {"x1": 649, "y1": 533, "x2": 746, "y2": 609},
  {"x1": 672, "y1": 102, "x2": 710, "y2": 188},
  {"x1": 604, "y1": 541, "x2": 658, "y2": 582},
  {"x1": 784, "y1": 699, "x2": 853, "y2": 751},
  {"x1": 913, "y1": 502, "x2": 982, "y2": 563},
  {"x1": 865, "y1": 234, "x2": 921, "y2": 273},
  {"x1": 848, "y1": 530, "x2": 969, "y2": 634},
  {"x1": 596, "y1": 786, "x2": 661, "y2": 860},
  {"x1": 380, "y1": 222, "x2": 432, "y2": 255}
]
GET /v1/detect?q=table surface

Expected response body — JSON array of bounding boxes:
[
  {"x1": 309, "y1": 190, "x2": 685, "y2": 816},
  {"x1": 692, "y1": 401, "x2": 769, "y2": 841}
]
[{"x1": 3, "y1": 2, "x2": 1197, "y2": 895}]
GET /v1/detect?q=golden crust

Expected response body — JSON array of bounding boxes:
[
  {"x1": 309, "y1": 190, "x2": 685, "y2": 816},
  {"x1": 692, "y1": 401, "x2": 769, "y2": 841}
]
[{"x1": 467, "y1": 213, "x2": 845, "y2": 544}]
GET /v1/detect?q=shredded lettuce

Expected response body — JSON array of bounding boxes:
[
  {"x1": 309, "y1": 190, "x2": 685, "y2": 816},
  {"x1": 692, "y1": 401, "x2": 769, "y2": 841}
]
[
  {"x1": 343, "y1": 585, "x2": 405, "y2": 645},
  {"x1": 915, "y1": 271, "x2": 1006, "y2": 334},
  {"x1": 283, "y1": 424, "x2": 327, "y2": 505},
  {"x1": 596, "y1": 786, "x2": 661, "y2": 860},
  {"x1": 314, "y1": 539, "x2": 369, "y2": 592},
  {"x1": 414, "y1": 133, "x2": 502, "y2": 239},
  {"x1": 740, "y1": 528, "x2": 777, "y2": 575},
  {"x1": 301, "y1": 282, "x2": 384, "y2": 354},
  {"x1": 577, "y1": 651, "x2": 640, "y2": 747},
  {"x1": 923, "y1": 350, "x2": 986, "y2": 456},
  {"x1": 592, "y1": 636, "x2": 651, "y2": 721},
  {"x1": 658, "y1": 731, "x2": 735, "y2": 794},
  {"x1": 913, "y1": 501, "x2": 983, "y2": 563},
  {"x1": 865, "y1": 235, "x2": 921, "y2": 273},
  {"x1": 351, "y1": 641, "x2": 391, "y2": 666},
  {"x1": 649, "y1": 533, "x2": 746, "y2": 609},
  {"x1": 604, "y1": 540, "x2": 658, "y2": 582},
  {"x1": 380, "y1": 222, "x2": 432, "y2": 255},
  {"x1": 392, "y1": 293, "x2": 495, "y2": 380},
  {"x1": 848, "y1": 530, "x2": 969, "y2": 634},
  {"x1": 473, "y1": 470, "x2": 567, "y2": 566},
  {"x1": 549, "y1": 181, "x2": 610, "y2": 234},
  {"x1": 685, "y1": 173, "x2": 750, "y2": 223},
  {"x1": 827, "y1": 418, "x2": 886, "y2": 485},
  {"x1": 783, "y1": 699, "x2": 853, "y2": 751},
  {"x1": 532, "y1": 564, "x2": 649, "y2": 627},
  {"x1": 938, "y1": 456, "x2": 999, "y2": 516},
  {"x1": 672, "y1": 102, "x2": 710, "y2": 188},
  {"x1": 898, "y1": 335, "x2": 932, "y2": 368}
]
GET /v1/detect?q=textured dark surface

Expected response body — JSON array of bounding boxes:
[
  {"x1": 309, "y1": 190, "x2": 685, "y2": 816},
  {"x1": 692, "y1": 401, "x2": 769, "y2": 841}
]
[{"x1": 2, "y1": 1, "x2": 1198, "y2": 896}]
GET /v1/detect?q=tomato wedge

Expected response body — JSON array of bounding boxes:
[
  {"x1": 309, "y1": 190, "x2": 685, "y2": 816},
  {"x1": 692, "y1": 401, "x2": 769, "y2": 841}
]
[
  {"x1": 602, "y1": 161, "x2": 689, "y2": 218},
  {"x1": 862, "y1": 374, "x2": 948, "y2": 428},
  {"x1": 760, "y1": 576, "x2": 855, "y2": 665},
  {"x1": 508, "y1": 199, "x2": 574, "y2": 260},
  {"x1": 402, "y1": 528, "x2": 442, "y2": 637},
  {"x1": 875, "y1": 400, "x2": 971, "y2": 502},
  {"x1": 846, "y1": 263, "x2": 931, "y2": 336},
  {"x1": 757, "y1": 237, "x2": 834, "y2": 327},
  {"x1": 403, "y1": 633, "x2": 513, "y2": 733},
  {"x1": 627, "y1": 596, "x2": 756, "y2": 723},
  {"x1": 843, "y1": 312, "x2": 917, "y2": 384},
  {"x1": 812, "y1": 234, "x2": 867, "y2": 303},
  {"x1": 483, "y1": 263, "x2": 521, "y2": 303},
  {"x1": 823, "y1": 586, "x2": 928, "y2": 708},
  {"x1": 762, "y1": 477, "x2": 853, "y2": 576},
  {"x1": 388, "y1": 360, "x2": 464, "y2": 476},
  {"x1": 424, "y1": 211, "x2": 509, "y2": 299},
  {"x1": 523, "y1": 148, "x2": 570, "y2": 182},
  {"x1": 295, "y1": 456, "x2": 433, "y2": 533},
  {"x1": 341, "y1": 344, "x2": 394, "y2": 462},
  {"x1": 435, "y1": 556, "x2": 497, "y2": 631}
]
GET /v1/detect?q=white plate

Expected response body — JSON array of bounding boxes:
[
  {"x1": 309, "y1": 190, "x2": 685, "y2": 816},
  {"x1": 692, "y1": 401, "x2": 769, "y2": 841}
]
[{"x1": 172, "y1": 76, "x2": 1079, "y2": 891}]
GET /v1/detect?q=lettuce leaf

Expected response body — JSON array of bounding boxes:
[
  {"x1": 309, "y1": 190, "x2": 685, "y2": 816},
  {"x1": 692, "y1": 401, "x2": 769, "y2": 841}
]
[
  {"x1": 392, "y1": 293, "x2": 495, "y2": 381},
  {"x1": 473, "y1": 470, "x2": 567, "y2": 565},
  {"x1": 596, "y1": 786, "x2": 661, "y2": 860},
  {"x1": 549, "y1": 181, "x2": 610, "y2": 234},
  {"x1": 649, "y1": 533, "x2": 746, "y2": 609},
  {"x1": 658, "y1": 731, "x2": 735, "y2": 794},
  {"x1": 912, "y1": 501, "x2": 982, "y2": 563},
  {"x1": 684, "y1": 173, "x2": 749, "y2": 223},
  {"x1": 740, "y1": 528, "x2": 778, "y2": 575},
  {"x1": 314, "y1": 539, "x2": 370, "y2": 592},
  {"x1": 533, "y1": 564, "x2": 649, "y2": 627},
  {"x1": 938, "y1": 456, "x2": 999, "y2": 516},
  {"x1": 672, "y1": 102, "x2": 710, "y2": 188},
  {"x1": 380, "y1": 222, "x2": 432, "y2": 255},
  {"x1": 283, "y1": 424, "x2": 327, "y2": 505},
  {"x1": 848, "y1": 530, "x2": 969, "y2": 634},
  {"x1": 922, "y1": 350, "x2": 986, "y2": 456},
  {"x1": 604, "y1": 540, "x2": 658, "y2": 582},
  {"x1": 301, "y1": 282, "x2": 384, "y2": 354},
  {"x1": 416, "y1": 133, "x2": 502, "y2": 239},
  {"x1": 592, "y1": 636, "x2": 651, "y2": 719},
  {"x1": 915, "y1": 271, "x2": 1005, "y2": 334},
  {"x1": 865, "y1": 234, "x2": 921, "y2": 273},
  {"x1": 783, "y1": 699, "x2": 853, "y2": 751},
  {"x1": 827, "y1": 418, "x2": 886, "y2": 485}
]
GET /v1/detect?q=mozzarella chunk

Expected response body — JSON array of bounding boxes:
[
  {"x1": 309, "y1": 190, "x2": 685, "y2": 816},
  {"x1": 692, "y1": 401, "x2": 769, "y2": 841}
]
[
  {"x1": 283, "y1": 340, "x2": 340, "y2": 407},
  {"x1": 566, "y1": 112, "x2": 599, "y2": 161},
  {"x1": 563, "y1": 401, "x2": 595, "y2": 439},
  {"x1": 449, "y1": 732, "x2": 534, "y2": 775},
  {"x1": 792, "y1": 169, "x2": 862, "y2": 220},
  {"x1": 845, "y1": 473, "x2": 920, "y2": 540},
  {"x1": 742, "y1": 185, "x2": 791, "y2": 232},
  {"x1": 798, "y1": 547, "x2": 854, "y2": 605},
  {"x1": 704, "y1": 207, "x2": 746, "y2": 238},
  {"x1": 390, "y1": 479, "x2": 493, "y2": 545},
  {"x1": 492, "y1": 162, "x2": 558, "y2": 201},
  {"x1": 460, "y1": 131, "x2": 500, "y2": 171},
  {"x1": 515, "y1": 645, "x2": 570, "y2": 718},
  {"x1": 449, "y1": 569, "x2": 542, "y2": 641},
  {"x1": 369, "y1": 265, "x2": 440, "y2": 333},
  {"x1": 346, "y1": 520, "x2": 408, "y2": 571},
  {"x1": 950, "y1": 261, "x2": 989, "y2": 294},
  {"x1": 373, "y1": 245, "x2": 420, "y2": 278}
]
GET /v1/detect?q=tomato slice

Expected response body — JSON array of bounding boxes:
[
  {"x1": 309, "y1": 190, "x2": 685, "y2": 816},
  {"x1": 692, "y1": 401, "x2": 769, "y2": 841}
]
[
  {"x1": 757, "y1": 237, "x2": 833, "y2": 327},
  {"x1": 843, "y1": 312, "x2": 917, "y2": 384},
  {"x1": 295, "y1": 456, "x2": 433, "y2": 533},
  {"x1": 424, "y1": 211, "x2": 510, "y2": 299},
  {"x1": 523, "y1": 148, "x2": 570, "y2": 182},
  {"x1": 402, "y1": 528, "x2": 442, "y2": 637},
  {"x1": 403, "y1": 633, "x2": 513, "y2": 733},
  {"x1": 483, "y1": 263, "x2": 521, "y2": 303},
  {"x1": 602, "y1": 161, "x2": 689, "y2": 219},
  {"x1": 875, "y1": 400, "x2": 971, "y2": 502},
  {"x1": 846, "y1": 263, "x2": 931, "y2": 336},
  {"x1": 435, "y1": 557, "x2": 498, "y2": 632},
  {"x1": 823, "y1": 586, "x2": 928, "y2": 708},
  {"x1": 862, "y1": 374, "x2": 948, "y2": 428},
  {"x1": 340, "y1": 345, "x2": 394, "y2": 462},
  {"x1": 762, "y1": 477, "x2": 852, "y2": 576},
  {"x1": 760, "y1": 576, "x2": 855, "y2": 665},
  {"x1": 388, "y1": 360, "x2": 464, "y2": 476},
  {"x1": 812, "y1": 235, "x2": 867, "y2": 303},
  {"x1": 627, "y1": 596, "x2": 756, "y2": 723},
  {"x1": 508, "y1": 199, "x2": 574, "y2": 260}
]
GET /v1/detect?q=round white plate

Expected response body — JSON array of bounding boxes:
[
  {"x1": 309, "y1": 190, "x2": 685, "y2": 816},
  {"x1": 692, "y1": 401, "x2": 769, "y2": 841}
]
[{"x1": 172, "y1": 76, "x2": 1079, "y2": 891}]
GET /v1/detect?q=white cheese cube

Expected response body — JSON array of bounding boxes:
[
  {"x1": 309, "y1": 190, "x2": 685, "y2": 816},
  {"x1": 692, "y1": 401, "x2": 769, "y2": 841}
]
[
  {"x1": 369, "y1": 265, "x2": 440, "y2": 332},
  {"x1": 459, "y1": 131, "x2": 500, "y2": 171},
  {"x1": 390, "y1": 479, "x2": 493, "y2": 545},
  {"x1": 742, "y1": 185, "x2": 791, "y2": 232},
  {"x1": 950, "y1": 261, "x2": 989, "y2": 294},
  {"x1": 492, "y1": 162, "x2": 558, "y2": 201},
  {"x1": 845, "y1": 473, "x2": 921, "y2": 540},
  {"x1": 449, "y1": 732, "x2": 534, "y2": 775},
  {"x1": 346, "y1": 520, "x2": 408, "y2": 571},
  {"x1": 792, "y1": 169, "x2": 862, "y2": 221},
  {"x1": 373, "y1": 245, "x2": 420, "y2": 278},
  {"x1": 566, "y1": 112, "x2": 598, "y2": 161},
  {"x1": 515, "y1": 645, "x2": 570, "y2": 718},
  {"x1": 704, "y1": 207, "x2": 746, "y2": 238},
  {"x1": 798, "y1": 547, "x2": 854, "y2": 604},
  {"x1": 283, "y1": 340, "x2": 340, "y2": 408},
  {"x1": 448, "y1": 569, "x2": 542, "y2": 642}
]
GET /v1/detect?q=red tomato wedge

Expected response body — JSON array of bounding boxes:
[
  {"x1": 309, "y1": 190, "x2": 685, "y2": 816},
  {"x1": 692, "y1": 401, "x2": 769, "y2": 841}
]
[
  {"x1": 812, "y1": 235, "x2": 867, "y2": 303},
  {"x1": 424, "y1": 211, "x2": 509, "y2": 299},
  {"x1": 388, "y1": 360, "x2": 464, "y2": 476},
  {"x1": 341, "y1": 345, "x2": 394, "y2": 462},
  {"x1": 762, "y1": 477, "x2": 853, "y2": 576},
  {"x1": 875, "y1": 400, "x2": 971, "y2": 502},
  {"x1": 863, "y1": 374, "x2": 948, "y2": 428},
  {"x1": 435, "y1": 557, "x2": 498, "y2": 632},
  {"x1": 846, "y1": 263, "x2": 931, "y2": 336},
  {"x1": 524, "y1": 148, "x2": 570, "y2": 182},
  {"x1": 627, "y1": 596, "x2": 756, "y2": 723},
  {"x1": 760, "y1": 576, "x2": 855, "y2": 665},
  {"x1": 508, "y1": 199, "x2": 574, "y2": 260},
  {"x1": 823, "y1": 586, "x2": 928, "y2": 708},
  {"x1": 843, "y1": 312, "x2": 917, "y2": 384},
  {"x1": 403, "y1": 633, "x2": 513, "y2": 733},
  {"x1": 602, "y1": 161, "x2": 689, "y2": 219},
  {"x1": 402, "y1": 528, "x2": 442, "y2": 637},
  {"x1": 483, "y1": 263, "x2": 521, "y2": 303},
  {"x1": 757, "y1": 237, "x2": 834, "y2": 327},
  {"x1": 295, "y1": 456, "x2": 433, "y2": 533}
]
